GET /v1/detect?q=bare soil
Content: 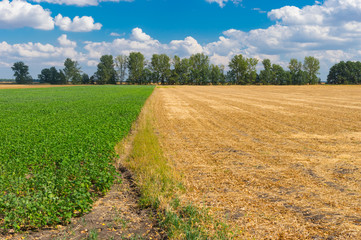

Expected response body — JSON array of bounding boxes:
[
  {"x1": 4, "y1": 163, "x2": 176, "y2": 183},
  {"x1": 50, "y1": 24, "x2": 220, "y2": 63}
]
[{"x1": 152, "y1": 85, "x2": 361, "y2": 239}]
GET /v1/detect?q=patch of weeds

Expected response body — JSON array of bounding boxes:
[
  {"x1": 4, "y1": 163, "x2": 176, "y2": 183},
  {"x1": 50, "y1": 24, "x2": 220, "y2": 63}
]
[
  {"x1": 122, "y1": 96, "x2": 237, "y2": 239},
  {"x1": 159, "y1": 202, "x2": 236, "y2": 239},
  {"x1": 86, "y1": 229, "x2": 99, "y2": 240}
]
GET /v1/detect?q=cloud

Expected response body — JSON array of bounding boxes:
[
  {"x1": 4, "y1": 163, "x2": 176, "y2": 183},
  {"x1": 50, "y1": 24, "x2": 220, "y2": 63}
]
[
  {"x1": 0, "y1": 0, "x2": 54, "y2": 30},
  {"x1": 205, "y1": 0, "x2": 241, "y2": 8},
  {"x1": 110, "y1": 32, "x2": 121, "y2": 37},
  {"x1": 58, "y1": 34, "x2": 77, "y2": 47},
  {"x1": 4, "y1": 0, "x2": 361, "y2": 80},
  {"x1": 54, "y1": 14, "x2": 102, "y2": 32},
  {"x1": 31, "y1": 0, "x2": 133, "y2": 7},
  {"x1": 131, "y1": 28, "x2": 152, "y2": 41}
]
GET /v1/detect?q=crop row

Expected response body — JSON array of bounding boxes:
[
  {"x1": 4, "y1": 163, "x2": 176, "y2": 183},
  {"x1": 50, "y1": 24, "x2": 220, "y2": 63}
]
[{"x1": 0, "y1": 85, "x2": 154, "y2": 231}]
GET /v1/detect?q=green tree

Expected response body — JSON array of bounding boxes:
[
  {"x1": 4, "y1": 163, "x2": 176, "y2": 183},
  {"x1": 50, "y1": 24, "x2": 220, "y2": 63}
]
[
  {"x1": 327, "y1": 61, "x2": 361, "y2": 84},
  {"x1": 38, "y1": 67, "x2": 65, "y2": 84},
  {"x1": 303, "y1": 56, "x2": 320, "y2": 84},
  {"x1": 210, "y1": 64, "x2": 225, "y2": 85},
  {"x1": 172, "y1": 56, "x2": 191, "y2": 85},
  {"x1": 82, "y1": 73, "x2": 90, "y2": 84},
  {"x1": 270, "y1": 64, "x2": 286, "y2": 85},
  {"x1": 127, "y1": 52, "x2": 145, "y2": 84},
  {"x1": 115, "y1": 55, "x2": 128, "y2": 83},
  {"x1": 228, "y1": 54, "x2": 258, "y2": 85},
  {"x1": 11, "y1": 62, "x2": 33, "y2": 84},
  {"x1": 259, "y1": 59, "x2": 272, "y2": 85},
  {"x1": 95, "y1": 55, "x2": 117, "y2": 85},
  {"x1": 189, "y1": 53, "x2": 210, "y2": 85},
  {"x1": 141, "y1": 68, "x2": 153, "y2": 85},
  {"x1": 151, "y1": 54, "x2": 171, "y2": 85},
  {"x1": 288, "y1": 59, "x2": 305, "y2": 85},
  {"x1": 63, "y1": 58, "x2": 82, "y2": 84}
]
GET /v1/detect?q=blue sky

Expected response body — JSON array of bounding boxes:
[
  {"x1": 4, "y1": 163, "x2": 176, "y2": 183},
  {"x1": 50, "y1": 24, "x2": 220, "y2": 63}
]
[{"x1": 1, "y1": 0, "x2": 360, "y2": 80}]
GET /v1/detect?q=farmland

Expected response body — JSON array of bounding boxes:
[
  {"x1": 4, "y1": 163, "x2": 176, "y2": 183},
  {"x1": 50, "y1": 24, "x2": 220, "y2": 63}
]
[
  {"x1": 0, "y1": 85, "x2": 154, "y2": 232},
  {"x1": 151, "y1": 86, "x2": 361, "y2": 239}
]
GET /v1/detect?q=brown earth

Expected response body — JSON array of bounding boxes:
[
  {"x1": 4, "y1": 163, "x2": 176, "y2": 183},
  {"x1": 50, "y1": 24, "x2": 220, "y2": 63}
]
[
  {"x1": 152, "y1": 85, "x2": 361, "y2": 239},
  {"x1": 0, "y1": 85, "x2": 76, "y2": 89}
]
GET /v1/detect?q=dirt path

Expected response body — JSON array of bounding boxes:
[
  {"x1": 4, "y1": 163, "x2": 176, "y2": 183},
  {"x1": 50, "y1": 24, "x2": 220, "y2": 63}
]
[
  {"x1": 4, "y1": 122, "x2": 165, "y2": 240},
  {"x1": 152, "y1": 86, "x2": 361, "y2": 239}
]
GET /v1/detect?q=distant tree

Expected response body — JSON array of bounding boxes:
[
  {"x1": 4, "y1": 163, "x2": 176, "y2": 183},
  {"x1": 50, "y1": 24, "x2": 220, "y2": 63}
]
[
  {"x1": 270, "y1": 64, "x2": 286, "y2": 85},
  {"x1": 189, "y1": 53, "x2": 210, "y2": 85},
  {"x1": 127, "y1": 52, "x2": 145, "y2": 84},
  {"x1": 141, "y1": 68, "x2": 153, "y2": 85},
  {"x1": 288, "y1": 59, "x2": 305, "y2": 85},
  {"x1": 11, "y1": 62, "x2": 33, "y2": 84},
  {"x1": 303, "y1": 56, "x2": 320, "y2": 84},
  {"x1": 151, "y1": 54, "x2": 171, "y2": 85},
  {"x1": 95, "y1": 55, "x2": 117, "y2": 85},
  {"x1": 172, "y1": 56, "x2": 191, "y2": 85},
  {"x1": 115, "y1": 55, "x2": 128, "y2": 83},
  {"x1": 228, "y1": 54, "x2": 258, "y2": 85},
  {"x1": 82, "y1": 73, "x2": 90, "y2": 84},
  {"x1": 259, "y1": 59, "x2": 272, "y2": 85},
  {"x1": 327, "y1": 61, "x2": 361, "y2": 84},
  {"x1": 210, "y1": 64, "x2": 225, "y2": 85},
  {"x1": 63, "y1": 58, "x2": 82, "y2": 84},
  {"x1": 38, "y1": 68, "x2": 51, "y2": 84},
  {"x1": 38, "y1": 67, "x2": 65, "y2": 84}
]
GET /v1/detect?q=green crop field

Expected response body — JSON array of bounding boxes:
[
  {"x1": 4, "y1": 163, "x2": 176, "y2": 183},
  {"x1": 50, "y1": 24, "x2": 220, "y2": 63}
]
[{"x1": 0, "y1": 85, "x2": 154, "y2": 232}]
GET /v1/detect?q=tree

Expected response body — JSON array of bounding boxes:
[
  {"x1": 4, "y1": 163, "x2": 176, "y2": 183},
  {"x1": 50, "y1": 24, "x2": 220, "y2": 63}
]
[
  {"x1": 288, "y1": 59, "x2": 305, "y2": 85},
  {"x1": 210, "y1": 64, "x2": 225, "y2": 85},
  {"x1": 95, "y1": 55, "x2": 117, "y2": 85},
  {"x1": 228, "y1": 54, "x2": 258, "y2": 85},
  {"x1": 303, "y1": 56, "x2": 320, "y2": 84},
  {"x1": 141, "y1": 68, "x2": 153, "y2": 85},
  {"x1": 259, "y1": 59, "x2": 272, "y2": 85},
  {"x1": 82, "y1": 73, "x2": 90, "y2": 84},
  {"x1": 115, "y1": 55, "x2": 128, "y2": 83},
  {"x1": 11, "y1": 62, "x2": 33, "y2": 84},
  {"x1": 270, "y1": 64, "x2": 286, "y2": 85},
  {"x1": 38, "y1": 67, "x2": 65, "y2": 84},
  {"x1": 151, "y1": 54, "x2": 171, "y2": 85},
  {"x1": 189, "y1": 53, "x2": 210, "y2": 85},
  {"x1": 172, "y1": 56, "x2": 191, "y2": 85},
  {"x1": 127, "y1": 52, "x2": 145, "y2": 84},
  {"x1": 327, "y1": 61, "x2": 361, "y2": 84},
  {"x1": 63, "y1": 58, "x2": 82, "y2": 84}
]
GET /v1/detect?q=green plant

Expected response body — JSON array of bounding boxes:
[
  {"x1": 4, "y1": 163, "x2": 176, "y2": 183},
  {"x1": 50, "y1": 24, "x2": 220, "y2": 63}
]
[{"x1": 0, "y1": 86, "x2": 154, "y2": 232}]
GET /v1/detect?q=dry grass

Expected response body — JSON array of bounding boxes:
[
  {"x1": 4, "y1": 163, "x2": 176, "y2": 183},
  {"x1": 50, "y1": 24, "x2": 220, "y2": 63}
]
[{"x1": 152, "y1": 85, "x2": 361, "y2": 239}]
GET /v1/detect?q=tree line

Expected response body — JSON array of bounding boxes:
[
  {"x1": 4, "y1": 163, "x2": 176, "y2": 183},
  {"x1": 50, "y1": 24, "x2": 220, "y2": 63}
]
[{"x1": 8, "y1": 52, "x2": 361, "y2": 85}]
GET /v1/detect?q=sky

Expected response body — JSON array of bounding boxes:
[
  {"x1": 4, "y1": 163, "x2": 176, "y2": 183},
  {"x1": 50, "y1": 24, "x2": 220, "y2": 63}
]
[{"x1": 1, "y1": 0, "x2": 361, "y2": 80}]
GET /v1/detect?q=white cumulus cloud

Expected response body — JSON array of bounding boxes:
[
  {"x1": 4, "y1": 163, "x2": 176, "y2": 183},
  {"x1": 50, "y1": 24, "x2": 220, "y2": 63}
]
[
  {"x1": 58, "y1": 34, "x2": 77, "y2": 47},
  {"x1": 0, "y1": 0, "x2": 54, "y2": 30},
  {"x1": 54, "y1": 14, "x2": 102, "y2": 32}
]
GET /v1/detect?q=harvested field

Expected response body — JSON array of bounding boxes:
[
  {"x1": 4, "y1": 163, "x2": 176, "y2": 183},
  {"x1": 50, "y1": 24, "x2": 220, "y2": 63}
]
[{"x1": 152, "y1": 86, "x2": 361, "y2": 239}]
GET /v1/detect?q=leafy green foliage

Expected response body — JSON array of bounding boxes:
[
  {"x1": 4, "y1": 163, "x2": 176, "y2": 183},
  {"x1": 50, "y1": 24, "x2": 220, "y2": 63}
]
[
  {"x1": 95, "y1": 55, "x2": 117, "y2": 85},
  {"x1": 63, "y1": 58, "x2": 82, "y2": 85},
  {"x1": 127, "y1": 52, "x2": 145, "y2": 84},
  {"x1": 11, "y1": 62, "x2": 33, "y2": 84},
  {"x1": 327, "y1": 61, "x2": 361, "y2": 84},
  {"x1": 0, "y1": 86, "x2": 154, "y2": 232}
]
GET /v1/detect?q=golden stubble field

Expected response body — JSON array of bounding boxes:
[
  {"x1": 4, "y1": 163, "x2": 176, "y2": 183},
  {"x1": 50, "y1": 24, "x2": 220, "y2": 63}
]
[{"x1": 152, "y1": 86, "x2": 361, "y2": 239}]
